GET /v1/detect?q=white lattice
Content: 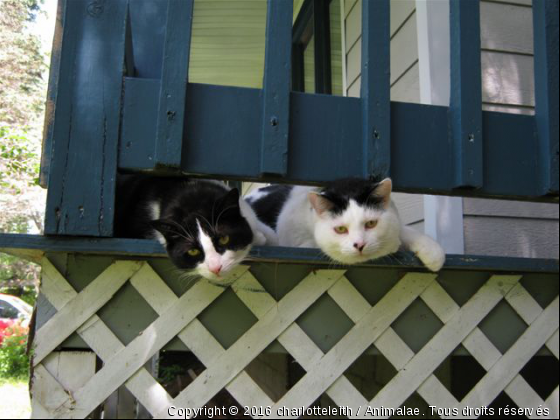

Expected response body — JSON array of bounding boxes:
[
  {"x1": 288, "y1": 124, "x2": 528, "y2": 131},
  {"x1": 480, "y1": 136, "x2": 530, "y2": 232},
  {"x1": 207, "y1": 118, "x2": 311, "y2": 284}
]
[{"x1": 31, "y1": 258, "x2": 559, "y2": 419}]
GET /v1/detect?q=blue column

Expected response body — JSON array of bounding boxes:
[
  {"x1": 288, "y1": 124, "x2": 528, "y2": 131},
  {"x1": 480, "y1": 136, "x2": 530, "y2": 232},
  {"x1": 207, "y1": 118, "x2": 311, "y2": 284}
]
[
  {"x1": 361, "y1": 0, "x2": 391, "y2": 178},
  {"x1": 260, "y1": 0, "x2": 293, "y2": 177}
]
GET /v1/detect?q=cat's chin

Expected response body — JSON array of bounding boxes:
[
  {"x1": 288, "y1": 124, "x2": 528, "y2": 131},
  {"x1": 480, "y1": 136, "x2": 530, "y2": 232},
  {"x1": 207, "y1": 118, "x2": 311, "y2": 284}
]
[
  {"x1": 323, "y1": 245, "x2": 400, "y2": 265},
  {"x1": 196, "y1": 268, "x2": 232, "y2": 282},
  {"x1": 325, "y1": 252, "x2": 380, "y2": 265}
]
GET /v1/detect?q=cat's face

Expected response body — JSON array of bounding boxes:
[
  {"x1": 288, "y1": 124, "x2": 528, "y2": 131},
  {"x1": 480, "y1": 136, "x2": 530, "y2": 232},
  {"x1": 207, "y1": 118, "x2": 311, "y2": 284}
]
[
  {"x1": 309, "y1": 178, "x2": 401, "y2": 264},
  {"x1": 151, "y1": 189, "x2": 253, "y2": 282}
]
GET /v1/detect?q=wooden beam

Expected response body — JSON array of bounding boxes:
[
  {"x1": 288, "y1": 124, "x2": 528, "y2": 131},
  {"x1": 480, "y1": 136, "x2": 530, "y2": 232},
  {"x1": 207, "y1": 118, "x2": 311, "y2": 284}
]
[
  {"x1": 155, "y1": 0, "x2": 194, "y2": 169},
  {"x1": 533, "y1": 0, "x2": 559, "y2": 195},
  {"x1": 44, "y1": 0, "x2": 129, "y2": 236},
  {"x1": 260, "y1": 0, "x2": 292, "y2": 176},
  {"x1": 361, "y1": 0, "x2": 391, "y2": 178},
  {"x1": 0, "y1": 234, "x2": 558, "y2": 274},
  {"x1": 449, "y1": 0, "x2": 483, "y2": 188}
]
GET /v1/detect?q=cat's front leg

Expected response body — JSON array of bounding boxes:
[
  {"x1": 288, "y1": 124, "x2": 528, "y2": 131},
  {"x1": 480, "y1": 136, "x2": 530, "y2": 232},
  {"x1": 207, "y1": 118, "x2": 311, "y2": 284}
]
[
  {"x1": 253, "y1": 220, "x2": 279, "y2": 246},
  {"x1": 239, "y1": 197, "x2": 279, "y2": 246},
  {"x1": 400, "y1": 226, "x2": 445, "y2": 272}
]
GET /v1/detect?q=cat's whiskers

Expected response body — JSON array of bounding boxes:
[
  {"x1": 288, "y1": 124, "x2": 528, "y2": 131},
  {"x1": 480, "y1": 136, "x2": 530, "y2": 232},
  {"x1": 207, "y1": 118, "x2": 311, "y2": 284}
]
[
  {"x1": 159, "y1": 225, "x2": 192, "y2": 242},
  {"x1": 166, "y1": 219, "x2": 195, "y2": 241},
  {"x1": 214, "y1": 204, "x2": 238, "y2": 229},
  {"x1": 194, "y1": 212, "x2": 214, "y2": 233},
  {"x1": 178, "y1": 270, "x2": 202, "y2": 290}
]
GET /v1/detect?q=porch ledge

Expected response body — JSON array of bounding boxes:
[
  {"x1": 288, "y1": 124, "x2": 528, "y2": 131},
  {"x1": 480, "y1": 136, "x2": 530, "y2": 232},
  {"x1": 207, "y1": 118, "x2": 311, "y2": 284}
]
[{"x1": 0, "y1": 233, "x2": 557, "y2": 274}]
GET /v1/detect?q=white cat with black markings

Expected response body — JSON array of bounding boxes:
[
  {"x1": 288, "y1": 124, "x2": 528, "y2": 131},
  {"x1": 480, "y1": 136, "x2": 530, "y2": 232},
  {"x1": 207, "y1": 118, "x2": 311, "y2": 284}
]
[
  {"x1": 247, "y1": 178, "x2": 445, "y2": 272},
  {"x1": 115, "y1": 175, "x2": 278, "y2": 282}
]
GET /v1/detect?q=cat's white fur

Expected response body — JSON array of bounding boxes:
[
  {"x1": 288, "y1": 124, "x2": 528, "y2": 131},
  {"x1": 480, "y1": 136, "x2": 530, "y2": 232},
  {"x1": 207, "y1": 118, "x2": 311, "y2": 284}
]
[
  {"x1": 195, "y1": 220, "x2": 250, "y2": 281},
  {"x1": 196, "y1": 199, "x2": 278, "y2": 280},
  {"x1": 275, "y1": 179, "x2": 445, "y2": 271}
]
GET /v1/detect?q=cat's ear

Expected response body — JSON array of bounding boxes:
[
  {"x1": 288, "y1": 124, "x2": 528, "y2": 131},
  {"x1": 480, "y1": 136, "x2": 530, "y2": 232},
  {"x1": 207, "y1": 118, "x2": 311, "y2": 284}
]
[
  {"x1": 221, "y1": 188, "x2": 241, "y2": 209},
  {"x1": 372, "y1": 178, "x2": 392, "y2": 208},
  {"x1": 308, "y1": 192, "x2": 335, "y2": 216},
  {"x1": 150, "y1": 219, "x2": 179, "y2": 239}
]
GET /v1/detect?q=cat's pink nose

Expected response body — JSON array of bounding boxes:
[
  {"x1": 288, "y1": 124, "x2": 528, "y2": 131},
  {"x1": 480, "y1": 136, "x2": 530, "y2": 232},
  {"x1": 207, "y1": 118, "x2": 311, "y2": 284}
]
[
  {"x1": 209, "y1": 265, "x2": 222, "y2": 275},
  {"x1": 353, "y1": 242, "x2": 365, "y2": 252}
]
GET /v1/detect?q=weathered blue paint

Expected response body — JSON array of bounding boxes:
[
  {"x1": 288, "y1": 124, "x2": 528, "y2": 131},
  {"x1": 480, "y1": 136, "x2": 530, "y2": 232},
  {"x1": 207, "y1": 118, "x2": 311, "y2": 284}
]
[
  {"x1": 176, "y1": 83, "x2": 555, "y2": 201},
  {"x1": 39, "y1": 0, "x2": 66, "y2": 188},
  {"x1": 124, "y1": 6, "x2": 135, "y2": 77},
  {"x1": 155, "y1": 0, "x2": 194, "y2": 169},
  {"x1": 128, "y1": 0, "x2": 167, "y2": 79},
  {"x1": 533, "y1": 0, "x2": 559, "y2": 195},
  {"x1": 260, "y1": 0, "x2": 292, "y2": 176},
  {"x1": 119, "y1": 78, "x2": 159, "y2": 170},
  {"x1": 39, "y1": 0, "x2": 560, "y2": 241},
  {"x1": 1, "y1": 234, "x2": 558, "y2": 274},
  {"x1": 361, "y1": 0, "x2": 390, "y2": 178},
  {"x1": 45, "y1": 0, "x2": 129, "y2": 236},
  {"x1": 449, "y1": 0, "x2": 483, "y2": 188}
]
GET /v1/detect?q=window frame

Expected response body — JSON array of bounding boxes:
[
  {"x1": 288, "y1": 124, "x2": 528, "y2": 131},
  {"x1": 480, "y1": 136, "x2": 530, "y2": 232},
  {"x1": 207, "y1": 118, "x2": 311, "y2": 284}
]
[{"x1": 292, "y1": 0, "x2": 333, "y2": 94}]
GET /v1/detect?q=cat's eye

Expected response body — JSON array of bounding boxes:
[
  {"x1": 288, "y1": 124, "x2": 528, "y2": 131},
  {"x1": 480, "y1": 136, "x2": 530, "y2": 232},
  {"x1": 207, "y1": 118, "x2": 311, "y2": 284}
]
[
  {"x1": 219, "y1": 235, "x2": 230, "y2": 245},
  {"x1": 334, "y1": 226, "x2": 348, "y2": 234},
  {"x1": 187, "y1": 248, "x2": 201, "y2": 256},
  {"x1": 365, "y1": 220, "x2": 378, "y2": 229}
]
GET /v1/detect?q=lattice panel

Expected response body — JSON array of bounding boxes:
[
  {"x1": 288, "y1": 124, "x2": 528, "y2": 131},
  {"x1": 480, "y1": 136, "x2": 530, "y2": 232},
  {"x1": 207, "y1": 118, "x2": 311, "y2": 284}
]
[{"x1": 31, "y1": 258, "x2": 559, "y2": 419}]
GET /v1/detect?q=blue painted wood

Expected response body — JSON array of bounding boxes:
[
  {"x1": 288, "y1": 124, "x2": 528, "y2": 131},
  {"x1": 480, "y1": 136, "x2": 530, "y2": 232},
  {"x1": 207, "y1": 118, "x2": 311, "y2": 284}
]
[
  {"x1": 155, "y1": 0, "x2": 194, "y2": 169},
  {"x1": 361, "y1": 0, "x2": 391, "y2": 178},
  {"x1": 1, "y1": 234, "x2": 558, "y2": 274},
  {"x1": 119, "y1": 78, "x2": 159, "y2": 170},
  {"x1": 533, "y1": 0, "x2": 559, "y2": 195},
  {"x1": 39, "y1": 0, "x2": 66, "y2": 188},
  {"x1": 124, "y1": 6, "x2": 135, "y2": 77},
  {"x1": 128, "y1": 0, "x2": 167, "y2": 79},
  {"x1": 44, "y1": 0, "x2": 129, "y2": 236},
  {"x1": 260, "y1": 0, "x2": 292, "y2": 176},
  {"x1": 449, "y1": 0, "x2": 483, "y2": 188},
  {"x1": 177, "y1": 83, "x2": 554, "y2": 201}
]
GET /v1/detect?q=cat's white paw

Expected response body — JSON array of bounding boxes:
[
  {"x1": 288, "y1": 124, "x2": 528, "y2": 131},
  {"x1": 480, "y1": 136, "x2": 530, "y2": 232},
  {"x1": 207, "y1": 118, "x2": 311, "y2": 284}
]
[
  {"x1": 253, "y1": 221, "x2": 279, "y2": 246},
  {"x1": 415, "y1": 238, "x2": 446, "y2": 272},
  {"x1": 253, "y1": 231, "x2": 267, "y2": 246}
]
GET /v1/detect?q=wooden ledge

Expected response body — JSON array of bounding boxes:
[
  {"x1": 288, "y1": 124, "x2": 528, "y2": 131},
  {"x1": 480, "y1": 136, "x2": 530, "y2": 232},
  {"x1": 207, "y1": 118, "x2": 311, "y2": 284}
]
[{"x1": 0, "y1": 234, "x2": 557, "y2": 274}]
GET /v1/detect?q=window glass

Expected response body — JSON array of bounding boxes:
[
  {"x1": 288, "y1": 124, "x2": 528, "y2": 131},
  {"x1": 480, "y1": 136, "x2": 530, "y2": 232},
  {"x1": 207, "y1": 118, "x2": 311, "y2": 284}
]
[
  {"x1": 292, "y1": 0, "x2": 343, "y2": 95},
  {"x1": 303, "y1": 34, "x2": 316, "y2": 93}
]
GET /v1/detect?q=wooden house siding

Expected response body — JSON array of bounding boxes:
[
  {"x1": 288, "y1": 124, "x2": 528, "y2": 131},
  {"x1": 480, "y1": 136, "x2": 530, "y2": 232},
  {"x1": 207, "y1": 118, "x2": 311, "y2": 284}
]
[
  {"x1": 188, "y1": 0, "x2": 268, "y2": 89},
  {"x1": 464, "y1": 0, "x2": 559, "y2": 258}
]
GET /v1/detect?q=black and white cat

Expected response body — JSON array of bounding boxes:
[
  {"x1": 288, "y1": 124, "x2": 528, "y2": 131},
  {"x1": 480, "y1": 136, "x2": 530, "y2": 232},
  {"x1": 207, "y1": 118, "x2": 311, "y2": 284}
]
[
  {"x1": 115, "y1": 175, "x2": 277, "y2": 281},
  {"x1": 247, "y1": 178, "x2": 446, "y2": 272}
]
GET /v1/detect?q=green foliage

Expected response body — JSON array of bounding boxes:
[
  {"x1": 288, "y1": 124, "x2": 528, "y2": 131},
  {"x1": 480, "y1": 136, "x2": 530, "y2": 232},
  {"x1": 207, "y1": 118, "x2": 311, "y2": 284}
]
[
  {"x1": 0, "y1": 126, "x2": 40, "y2": 191},
  {"x1": 0, "y1": 0, "x2": 46, "y2": 127},
  {"x1": 159, "y1": 364, "x2": 186, "y2": 384},
  {"x1": 0, "y1": 0, "x2": 45, "y2": 315},
  {"x1": 0, "y1": 329, "x2": 30, "y2": 380},
  {"x1": 0, "y1": 253, "x2": 40, "y2": 289},
  {"x1": 0, "y1": 285, "x2": 36, "y2": 306}
]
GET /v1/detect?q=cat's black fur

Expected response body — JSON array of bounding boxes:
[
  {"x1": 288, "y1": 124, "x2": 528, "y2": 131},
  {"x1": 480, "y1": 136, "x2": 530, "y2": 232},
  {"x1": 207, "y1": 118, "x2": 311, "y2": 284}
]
[
  {"x1": 318, "y1": 177, "x2": 386, "y2": 215},
  {"x1": 115, "y1": 175, "x2": 254, "y2": 270},
  {"x1": 247, "y1": 178, "x2": 385, "y2": 229},
  {"x1": 245, "y1": 185, "x2": 292, "y2": 229}
]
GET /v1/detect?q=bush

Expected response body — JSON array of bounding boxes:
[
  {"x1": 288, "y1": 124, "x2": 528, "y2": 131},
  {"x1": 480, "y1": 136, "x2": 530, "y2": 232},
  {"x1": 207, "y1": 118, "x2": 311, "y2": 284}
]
[
  {"x1": 0, "y1": 326, "x2": 29, "y2": 379},
  {"x1": 0, "y1": 285, "x2": 37, "y2": 307}
]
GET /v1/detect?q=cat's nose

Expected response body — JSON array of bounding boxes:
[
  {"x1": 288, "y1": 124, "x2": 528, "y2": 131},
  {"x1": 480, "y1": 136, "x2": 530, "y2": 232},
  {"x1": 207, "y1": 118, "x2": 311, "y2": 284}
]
[
  {"x1": 353, "y1": 242, "x2": 365, "y2": 252},
  {"x1": 209, "y1": 265, "x2": 222, "y2": 275}
]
